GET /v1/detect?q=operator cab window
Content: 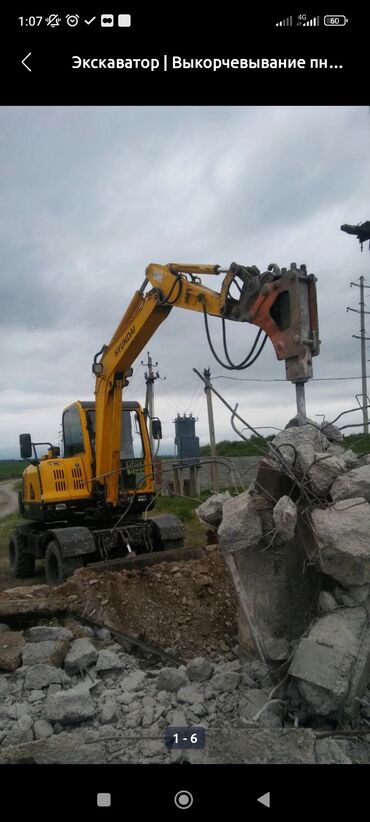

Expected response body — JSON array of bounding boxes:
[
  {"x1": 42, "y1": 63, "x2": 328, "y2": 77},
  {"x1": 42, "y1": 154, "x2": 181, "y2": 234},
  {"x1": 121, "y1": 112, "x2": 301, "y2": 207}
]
[
  {"x1": 63, "y1": 405, "x2": 84, "y2": 457},
  {"x1": 85, "y1": 408, "x2": 144, "y2": 459},
  {"x1": 120, "y1": 410, "x2": 144, "y2": 460}
]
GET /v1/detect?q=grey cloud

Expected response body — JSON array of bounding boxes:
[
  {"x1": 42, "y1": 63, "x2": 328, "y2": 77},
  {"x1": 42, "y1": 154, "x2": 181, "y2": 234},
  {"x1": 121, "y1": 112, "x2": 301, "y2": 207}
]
[{"x1": 1, "y1": 106, "x2": 370, "y2": 458}]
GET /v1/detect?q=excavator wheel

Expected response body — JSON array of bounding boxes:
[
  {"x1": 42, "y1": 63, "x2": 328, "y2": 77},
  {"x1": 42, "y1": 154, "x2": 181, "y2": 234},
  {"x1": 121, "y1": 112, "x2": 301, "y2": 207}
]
[
  {"x1": 45, "y1": 540, "x2": 83, "y2": 587},
  {"x1": 9, "y1": 531, "x2": 35, "y2": 578}
]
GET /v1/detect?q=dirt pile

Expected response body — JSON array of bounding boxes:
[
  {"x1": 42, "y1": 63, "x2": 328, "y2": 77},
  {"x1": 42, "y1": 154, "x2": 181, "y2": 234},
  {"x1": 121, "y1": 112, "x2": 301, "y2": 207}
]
[{"x1": 0, "y1": 547, "x2": 238, "y2": 660}]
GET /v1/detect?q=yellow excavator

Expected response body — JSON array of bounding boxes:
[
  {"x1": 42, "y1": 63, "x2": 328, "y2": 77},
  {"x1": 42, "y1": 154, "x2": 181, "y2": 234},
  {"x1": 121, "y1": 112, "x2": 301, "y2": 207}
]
[{"x1": 10, "y1": 261, "x2": 319, "y2": 585}]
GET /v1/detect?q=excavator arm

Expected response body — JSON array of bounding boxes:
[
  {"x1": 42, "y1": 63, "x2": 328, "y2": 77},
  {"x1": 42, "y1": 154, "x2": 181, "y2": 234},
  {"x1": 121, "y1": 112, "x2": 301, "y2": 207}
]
[{"x1": 93, "y1": 261, "x2": 320, "y2": 504}]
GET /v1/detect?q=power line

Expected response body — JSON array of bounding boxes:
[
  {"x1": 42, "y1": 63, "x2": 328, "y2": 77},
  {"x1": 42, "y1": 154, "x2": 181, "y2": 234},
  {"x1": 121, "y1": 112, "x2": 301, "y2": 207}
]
[{"x1": 212, "y1": 375, "x2": 363, "y2": 383}]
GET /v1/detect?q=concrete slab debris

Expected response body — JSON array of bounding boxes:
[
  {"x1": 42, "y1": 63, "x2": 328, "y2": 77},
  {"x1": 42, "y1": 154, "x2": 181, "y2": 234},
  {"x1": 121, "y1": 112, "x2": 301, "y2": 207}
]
[
  {"x1": 310, "y1": 498, "x2": 370, "y2": 586},
  {"x1": 289, "y1": 607, "x2": 370, "y2": 717},
  {"x1": 308, "y1": 454, "x2": 347, "y2": 495},
  {"x1": 331, "y1": 465, "x2": 370, "y2": 503},
  {"x1": 195, "y1": 492, "x2": 231, "y2": 527},
  {"x1": 272, "y1": 496, "x2": 297, "y2": 540},
  {"x1": 0, "y1": 631, "x2": 25, "y2": 672},
  {"x1": 44, "y1": 688, "x2": 96, "y2": 724},
  {"x1": 218, "y1": 490, "x2": 263, "y2": 553},
  {"x1": 64, "y1": 638, "x2": 98, "y2": 675}
]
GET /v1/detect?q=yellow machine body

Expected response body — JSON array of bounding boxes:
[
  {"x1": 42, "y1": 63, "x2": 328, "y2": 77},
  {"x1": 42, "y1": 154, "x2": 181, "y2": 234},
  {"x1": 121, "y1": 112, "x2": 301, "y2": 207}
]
[{"x1": 21, "y1": 400, "x2": 154, "y2": 520}]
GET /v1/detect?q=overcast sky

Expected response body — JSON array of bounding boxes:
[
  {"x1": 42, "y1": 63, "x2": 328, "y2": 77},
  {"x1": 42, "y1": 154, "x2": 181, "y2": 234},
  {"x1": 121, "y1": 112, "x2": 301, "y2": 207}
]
[{"x1": 1, "y1": 106, "x2": 370, "y2": 458}]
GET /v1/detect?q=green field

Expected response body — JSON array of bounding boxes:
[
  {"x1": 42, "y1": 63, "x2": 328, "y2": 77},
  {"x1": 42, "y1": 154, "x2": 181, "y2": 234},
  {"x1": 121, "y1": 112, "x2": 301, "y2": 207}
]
[
  {"x1": 342, "y1": 433, "x2": 370, "y2": 454},
  {"x1": 0, "y1": 461, "x2": 27, "y2": 480},
  {"x1": 200, "y1": 436, "x2": 271, "y2": 457}
]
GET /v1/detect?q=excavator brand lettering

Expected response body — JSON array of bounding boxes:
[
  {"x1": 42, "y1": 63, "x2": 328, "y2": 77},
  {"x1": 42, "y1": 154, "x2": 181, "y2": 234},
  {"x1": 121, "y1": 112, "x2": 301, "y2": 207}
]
[{"x1": 114, "y1": 325, "x2": 135, "y2": 357}]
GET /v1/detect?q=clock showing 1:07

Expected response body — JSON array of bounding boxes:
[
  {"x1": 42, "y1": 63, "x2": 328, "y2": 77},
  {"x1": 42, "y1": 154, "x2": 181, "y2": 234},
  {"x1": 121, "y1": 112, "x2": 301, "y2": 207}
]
[
  {"x1": 19, "y1": 17, "x2": 44, "y2": 26},
  {"x1": 165, "y1": 726, "x2": 206, "y2": 749}
]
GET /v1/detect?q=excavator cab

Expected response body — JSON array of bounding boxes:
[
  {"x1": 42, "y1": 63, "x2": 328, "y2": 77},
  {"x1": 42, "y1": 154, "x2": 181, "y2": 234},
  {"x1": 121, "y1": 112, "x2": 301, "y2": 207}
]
[
  {"x1": 18, "y1": 400, "x2": 155, "y2": 525},
  {"x1": 84, "y1": 401, "x2": 152, "y2": 494}
]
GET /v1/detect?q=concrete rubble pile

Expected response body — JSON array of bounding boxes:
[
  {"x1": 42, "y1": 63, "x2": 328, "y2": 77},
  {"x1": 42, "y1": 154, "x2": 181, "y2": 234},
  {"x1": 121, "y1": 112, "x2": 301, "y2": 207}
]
[
  {"x1": 197, "y1": 417, "x2": 370, "y2": 735},
  {"x1": 1, "y1": 617, "x2": 367, "y2": 764}
]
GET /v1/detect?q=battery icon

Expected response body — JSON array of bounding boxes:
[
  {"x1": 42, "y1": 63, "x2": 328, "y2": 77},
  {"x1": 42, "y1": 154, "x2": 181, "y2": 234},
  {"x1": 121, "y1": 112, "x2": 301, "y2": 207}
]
[{"x1": 324, "y1": 15, "x2": 348, "y2": 26}]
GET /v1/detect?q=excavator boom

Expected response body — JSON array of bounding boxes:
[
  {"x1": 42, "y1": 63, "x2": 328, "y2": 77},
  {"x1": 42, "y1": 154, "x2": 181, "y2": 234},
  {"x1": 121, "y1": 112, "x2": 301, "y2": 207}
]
[{"x1": 93, "y1": 261, "x2": 319, "y2": 503}]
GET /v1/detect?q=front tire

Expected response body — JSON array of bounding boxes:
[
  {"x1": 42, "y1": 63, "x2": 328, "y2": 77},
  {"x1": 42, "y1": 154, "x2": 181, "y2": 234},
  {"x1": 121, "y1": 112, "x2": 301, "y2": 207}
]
[
  {"x1": 9, "y1": 531, "x2": 35, "y2": 578},
  {"x1": 45, "y1": 540, "x2": 83, "y2": 586}
]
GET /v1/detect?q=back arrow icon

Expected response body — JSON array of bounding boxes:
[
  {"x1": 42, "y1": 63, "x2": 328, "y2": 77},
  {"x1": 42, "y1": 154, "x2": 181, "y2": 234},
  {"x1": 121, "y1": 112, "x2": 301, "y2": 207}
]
[{"x1": 22, "y1": 52, "x2": 32, "y2": 72}]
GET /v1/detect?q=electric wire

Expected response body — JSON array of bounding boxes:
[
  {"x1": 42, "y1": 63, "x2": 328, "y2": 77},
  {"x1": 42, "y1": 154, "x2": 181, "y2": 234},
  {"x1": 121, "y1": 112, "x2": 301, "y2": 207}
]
[{"x1": 211, "y1": 375, "x2": 364, "y2": 382}]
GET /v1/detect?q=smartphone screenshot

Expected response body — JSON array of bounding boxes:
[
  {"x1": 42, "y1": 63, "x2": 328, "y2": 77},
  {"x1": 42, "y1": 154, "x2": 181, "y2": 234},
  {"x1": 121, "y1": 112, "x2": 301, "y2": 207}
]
[{"x1": 0, "y1": 4, "x2": 369, "y2": 817}]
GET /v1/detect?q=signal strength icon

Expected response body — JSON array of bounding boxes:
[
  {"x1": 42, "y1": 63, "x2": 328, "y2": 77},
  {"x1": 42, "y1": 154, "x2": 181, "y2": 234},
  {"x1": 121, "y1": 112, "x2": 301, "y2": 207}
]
[
  {"x1": 303, "y1": 16, "x2": 320, "y2": 25},
  {"x1": 276, "y1": 15, "x2": 293, "y2": 26}
]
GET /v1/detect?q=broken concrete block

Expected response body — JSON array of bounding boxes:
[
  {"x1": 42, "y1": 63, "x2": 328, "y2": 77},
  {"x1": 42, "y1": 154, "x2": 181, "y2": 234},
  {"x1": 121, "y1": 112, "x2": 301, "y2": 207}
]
[
  {"x1": 289, "y1": 607, "x2": 370, "y2": 717},
  {"x1": 100, "y1": 701, "x2": 120, "y2": 725},
  {"x1": 64, "y1": 638, "x2": 98, "y2": 675},
  {"x1": 44, "y1": 688, "x2": 96, "y2": 724},
  {"x1": 33, "y1": 719, "x2": 54, "y2": 740},
  {"x1": 236, "y1": 522, "x2": 320, "y2": 658},
  {"x1": 186, "y1": 657, "x2": 214, "y2": 682},
  {"x1": 286, "y1": 416, "x2": 343, "y2": 444},
  {"x1": 95, "y1": 650, "x2": 124, "y2": 673},
  {"x1": 310, "y1": 498, "x2": 370, "y2": 586},
  {"x1": 342, "y1": 449, "x2": 359, "y2": 470},
  {"x1": 0, "y1": 631, "x2": 25, "y2": 672},
  {"x1": 17, "y1": 714, "x2": 33, "y2": 733},
  {"x1": 209, "y1": 671, "x2": 241, "y2": 692},
  {"x1": 28, "y1": 626, "x2": 74, "y2": 643},
  {"x1": 22, "y1": 641, "x2": 67, "y2": 668},
  {"x1": 120, "y1": 671, "x2": 146, "y2": 691},
  {"x1": 177, "y1": 685, "x2": 203, "y2": 704},
  {"x1": 169, "y1": 709, "x2": 187, "y2": 727},
  {"x1": 218, "y1": 491, "x2": 263, "y2": 553},
  {"x1": 326, "y1": 444, "x2": 358, "y2": 470},
  {"x1": 319, "y1": 422, "x2": 343, "y2": 443},
  {"x1": 272, "y1": 424, "x2": 329, "y2": 476},
  {"x1": 272, "y1": 496, "x2": 297, "y2": 540},
  {"x1": 195, "y1": 492, "x2": 231, "y2": 527},
  {"x1": 24, "y1": 664, "x2": 66, "y2": 690},
  {"x1": 331, "y1": 465, "x2": 370, "y2": 503},
  {"x1": 308, "y1": 454, "x2": 347, "y2": 495},
  {"x1": 155, "y1": 667, "x2": 187, "y2": 693}
]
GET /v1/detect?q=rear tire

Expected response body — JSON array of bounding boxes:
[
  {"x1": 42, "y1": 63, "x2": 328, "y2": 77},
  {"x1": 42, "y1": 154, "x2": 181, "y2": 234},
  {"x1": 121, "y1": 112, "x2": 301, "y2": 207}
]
[
  {"x1": 45, "y1": 540, "x2": 83, "y2": 586},
  {"x1": 9, "y1": 531, "x2": 35, "y2": 578}
]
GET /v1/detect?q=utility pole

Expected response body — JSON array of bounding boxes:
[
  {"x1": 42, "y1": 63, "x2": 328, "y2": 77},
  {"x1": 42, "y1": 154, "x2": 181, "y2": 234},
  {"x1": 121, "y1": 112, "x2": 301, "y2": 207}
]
[
  {"x1": 141, "y1": 352, "x2": 162, "y2": 455},
  {"x1": 347, "y1": 276, "x2": 370, "y2": 434},
  {"x1": 342, "y1": 222, "x2": 370, "y2": 435},
  {"x1": 203, "y1": 368, "x2": 219, "y2": 491}
]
